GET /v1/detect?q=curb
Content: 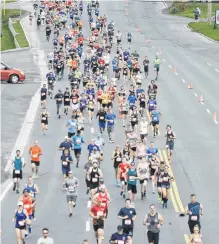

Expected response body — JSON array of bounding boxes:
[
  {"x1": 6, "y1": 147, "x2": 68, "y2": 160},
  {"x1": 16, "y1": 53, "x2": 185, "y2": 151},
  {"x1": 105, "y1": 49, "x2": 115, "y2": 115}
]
[
  {"x1": 1, "y1": 47, "x2": 31, "y2": 53},
  {"x1": 20, "y1": 16, "x2": 32, "y2": 48},
  {"x1": 185, "y1": 23, "x2": 219, "y2": 43}
]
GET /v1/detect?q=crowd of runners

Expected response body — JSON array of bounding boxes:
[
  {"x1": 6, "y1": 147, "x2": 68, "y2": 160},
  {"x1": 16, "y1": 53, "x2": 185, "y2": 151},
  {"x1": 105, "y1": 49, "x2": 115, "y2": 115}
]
[{"x1": 9, "y1": 0, "x2": 204, "y2": 244}]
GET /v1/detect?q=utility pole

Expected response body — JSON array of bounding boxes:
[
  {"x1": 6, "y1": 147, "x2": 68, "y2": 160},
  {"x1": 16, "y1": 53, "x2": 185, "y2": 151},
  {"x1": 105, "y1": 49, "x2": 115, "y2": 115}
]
[{"x1": 208, "y1": 0, "x2": 212, "y2": 25}]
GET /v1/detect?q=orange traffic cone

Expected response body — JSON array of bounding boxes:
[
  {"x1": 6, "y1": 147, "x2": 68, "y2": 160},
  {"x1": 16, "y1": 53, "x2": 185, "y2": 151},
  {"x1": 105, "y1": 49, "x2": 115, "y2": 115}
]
[
  {"x1": 188, "y1": 83, "x2": 193, "y2": 89},
  {"x1": 213, "y1": 112, "x2": 217, "y2": 121},
  {"x1": 199, "y1": 94, "x2": 204, "y2": 103}
]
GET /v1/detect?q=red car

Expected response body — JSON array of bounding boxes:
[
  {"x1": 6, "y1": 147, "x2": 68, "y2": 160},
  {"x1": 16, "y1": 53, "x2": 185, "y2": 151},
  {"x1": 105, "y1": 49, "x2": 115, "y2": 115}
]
[{"x1": 0, "y1": 62, "x2": 26, "y2": 84}]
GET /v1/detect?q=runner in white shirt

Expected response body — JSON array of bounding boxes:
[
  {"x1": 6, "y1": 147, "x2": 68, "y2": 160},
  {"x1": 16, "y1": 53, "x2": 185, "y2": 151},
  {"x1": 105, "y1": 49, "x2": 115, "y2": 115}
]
[
  {"x1": 139, "y1": 118, "x2": 149, "y2": 144},
  {"x1": 137, "y1": 157, "x2": 149, "y2": 200},
  {"x1": 37, "y1": 228, "x2": 54, "y2": 244}
]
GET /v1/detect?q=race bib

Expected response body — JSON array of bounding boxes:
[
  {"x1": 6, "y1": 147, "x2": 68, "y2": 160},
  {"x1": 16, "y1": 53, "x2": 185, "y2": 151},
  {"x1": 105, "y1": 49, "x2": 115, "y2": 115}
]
[
  {"x1": 65, "y1": 98, "x2": 70, "y2": 101},
  {"x1": 153, "y1": 117, "x2": 158, "y2": 121},
  {"x1": 24, "y1": 204, "x2": 29, "y2": 209},
  {"x1": 57, "y1": 98, "x2": 62, "y2": 101},
  {"x1": 122, "y1": 173, "x2": 126, "y2": 178},
  {"x1": 100, "y1": 116, "x2": 104, "y2": 120},
  {"x1": 76, "y1": 139, "x2": 81, "y2": 144},
  {"x1": 41, "y1": 93, "x2": 46, "y2": 96},
  {"x1": 191, "y1": 216, "x2": 198, "y2": 221},
  {"x1": 132, "y1": 118, "x2": 137, "y2": 122},
  {"x1": 116, "y1": 158, "x2": 121, "y2": 162},
  {"x1": 97, "y1": 211, "x2": 103, "y2": 217},
  {"x1": 163, "y1": 177, "x2": 168, "y2": 182},
  {"x1": 68, "y1": 185, "x2": 75, "y2": 192},
  {"x1": 18, "y1": 221, "x2": 25, "y2": 226},
  {"x1": 62, "y1": 161, "x2": 68, "y2": 166},
  {"x1": 92, "y1": 178, "x2": 98, "y2": 182},
  {"x1": 15, "y1": 170, "x2": 20, "y2": 174},
  {"x1": 125, "y1": 219, "x2": 131, "y2": 225},
  {"x1": 110, "y1": 120, "x2": 114, "y2": 123},
  {"x1": 129, "y1": 176, "x2": 135, "y2": 181},
  {"x1": 118, "y1": 241, "x2": 124, "y2": 244},
  {"x1": 32, "y1": 154, "x2": 38, "y2": 158},
  {"x1": 141, "y1": 99, "x2": 145, "y2": 102},
  {"x1": 42, "y1": 117, "x2": 46, "y2": 120},
  {"x1": 130, "y1": 103, "x2": 134, "y2": 106},
  {"x1": 73, "y1": 99, "x2": 77, "y2": 103}
]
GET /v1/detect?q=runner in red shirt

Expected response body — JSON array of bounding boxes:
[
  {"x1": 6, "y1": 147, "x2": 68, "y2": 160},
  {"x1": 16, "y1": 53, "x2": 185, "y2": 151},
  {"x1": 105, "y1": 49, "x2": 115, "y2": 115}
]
[
  {"x1": 93, "y1": 185, "x2": 111, "y2": 218},
  {"x1": 89, "y1": 201, "x2": 106, "y2": 244},
  {"x1": 118, "y1": 158, "x2": 130, "y2": 198}
]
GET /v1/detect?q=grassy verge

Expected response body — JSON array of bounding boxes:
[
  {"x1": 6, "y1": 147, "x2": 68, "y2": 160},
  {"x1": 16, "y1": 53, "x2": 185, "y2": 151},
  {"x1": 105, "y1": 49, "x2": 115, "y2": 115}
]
[
  {"x1": 169, "y1": 2, "x2": 219, "y2": 19},
  {"x1": 6, "y1": 0, "x2": 17, "y2": 3},
  {"x1": 1, "y1": 9, "x2": 26, "y2": 51},
  {"x1": 12, "y1": 20, "x2": 29, "y2": 48},
  {"x1": 188, "y1": 22, "x2": 219, "y2": 41}
]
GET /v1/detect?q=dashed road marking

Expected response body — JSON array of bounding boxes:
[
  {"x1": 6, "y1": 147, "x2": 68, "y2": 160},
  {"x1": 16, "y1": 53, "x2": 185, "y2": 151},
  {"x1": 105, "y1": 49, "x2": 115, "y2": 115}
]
[
  {"x1": 86, "y1": 220, "x2": 90, "y2": 232},
  {"x1": 207, "y1": 62, "x2": 211, "y2": 66},
  {"x1": 215, "y1": 69, "x2": 219, "y2": 72},
  {"x1": 168, "y1": 65, "x2": 172, "y2": 68},
  {"x1": 182, "y1": 79, "x2": 185, "y2": 83},
  {"x1": 162, "y1": 59, "x2": 166, "y2": 62},
  {"x1": 152, "y1": 46, "x2": 155, "y2": 48},
  {"x1": 214, "y1": 120, "x2": 218, "y2": 124},
  {"x1": 175, "y1": 72, "x2": 178, "y2": 76},
  {"x1": 194, "y1": 93, "x2": 198, "y2": 97},
  {"x1": 206, "y1": 109, "x2": 210, "y2": 114}
]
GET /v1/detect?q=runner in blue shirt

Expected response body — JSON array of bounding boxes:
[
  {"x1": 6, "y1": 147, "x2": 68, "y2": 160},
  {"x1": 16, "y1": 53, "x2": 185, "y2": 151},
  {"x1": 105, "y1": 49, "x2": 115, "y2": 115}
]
[
  {"x1": 146, "y1": 141, "x2": 158, "y2": 159},
  {"x1": 72, "y1": 130, "x2": 85, "y2": 167},
  {"x1": 105, "y1": 109, "x2": 116, "y2": 143},
  {"x1": 66, "y1": 116, "x2": 77, "y2": 138},
  {"x1": 151, "y1": 108, "x2": 161, "y2": 137},
  {"x1": 128, "y1": 94, "x2": 137, "y2": 109}
]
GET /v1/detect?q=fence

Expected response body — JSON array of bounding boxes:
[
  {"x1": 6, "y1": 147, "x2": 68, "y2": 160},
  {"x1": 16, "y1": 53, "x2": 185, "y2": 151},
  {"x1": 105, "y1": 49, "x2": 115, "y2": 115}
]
[{"x1": 8, "y1": 17, "x2": 20, "y2": 48}]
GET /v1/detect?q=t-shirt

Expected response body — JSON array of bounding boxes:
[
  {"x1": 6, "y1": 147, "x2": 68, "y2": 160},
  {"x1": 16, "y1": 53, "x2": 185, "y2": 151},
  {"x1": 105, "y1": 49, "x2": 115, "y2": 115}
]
[
  {"x1": 29, "y1": 146, "x2": 42, "y2": 162},
  {"x1": 118, "y1": 207, "x2": 137, "y2": 227},
  {"x1": 72, "y1": 135, "x2": 84, "y2": 149},
  {"x1": 59, "y1": 141, "x2": 72, "y2": 151},
  {"x1": 91, "y1": 205, "x2": 106, "y2": 225},
  {"x1": 66, "y1": 119, "x2": 77, "y2": 133},
  {"x1": 110, "y1": 232, "x2": 128, "y2": 242},
  {"x1": 106, "y1": 113, "x2": 116, "y2": 127},
  {"x1": 61, "y1": 155, "x2": 73, "y2": 168},
  {"x1": 119, "y1": 163, "x2": 130, "y2": 179},
  {"x1": 37, "y1": 237, "x2": 54, "y2": 244},
  {"x1": 65, "y1": 177, "x2": 79, "y2": 195}
]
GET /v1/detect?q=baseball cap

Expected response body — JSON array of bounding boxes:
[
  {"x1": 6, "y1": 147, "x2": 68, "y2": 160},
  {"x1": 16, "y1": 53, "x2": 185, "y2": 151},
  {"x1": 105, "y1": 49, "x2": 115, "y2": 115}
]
[
  {"x1": 68, "y1": 171, "x2": 73, "y2": 174},
  {"x1": 17, "y1": 201, "x2": 23, "y2": 206},
  {"x1": 117, "y1": 225, "x2": 123, "y2": 231},
  {"x1": 23, "y1": 189, "x2": 29, "y2": 193},
  {"x1": 100, "y1": 184, "x2": 106, "y2": 189}
]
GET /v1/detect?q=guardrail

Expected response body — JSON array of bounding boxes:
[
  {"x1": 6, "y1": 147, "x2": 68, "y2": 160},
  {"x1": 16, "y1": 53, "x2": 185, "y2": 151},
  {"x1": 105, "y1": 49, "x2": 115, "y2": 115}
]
[{"x1": 8, "y1": 17, "x2": 20, "y2": 48}]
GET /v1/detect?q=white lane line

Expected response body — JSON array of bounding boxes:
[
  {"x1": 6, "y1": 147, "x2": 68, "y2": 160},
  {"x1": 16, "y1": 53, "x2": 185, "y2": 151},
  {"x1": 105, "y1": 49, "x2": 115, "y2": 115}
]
[
  {"x1": 214, "y1": 120, "x2": 218, "y2": 124},
  {"x1": 0, "y1": 182, "x2": 13, "y2": 202},
  {"x1": 200, "y1": 102, "x2": 204, "y2": 105},
  {"x1": 175, "y1": 72, "x2": 178, "y2": 76},
  {"x1": 207, "y1": 63, "x2": 211, "y2": 66},
  {"x1": 152, "y1": 46, "x2": 155, "y2": 48},
  {"x1": 168, "y1": 65, "x2": 172, "y2": 68},
  {"x1": 91, "y1": 127, "x2": 94, "y2": 134},
  {"x1": 86, "y1": 221, "x2": 90, "y2": 232},
  {"x1": 215, "y1": 69, "x2": 219, "y2": 72},
  {"x1": 182, "y1": 79, "x2": 186, "y2": 83},
  {"x1": 132, "y1": 23, "x2": 134, "y2": 26},
  {"x1": 156, "y1": 52, "x2": 159, "y2": 55},
  {"x1": 87, "y1": 200, "x2": 91, "y2": 208},
  {"x1": 162, "y1": 59, "x2": 166, "y2": 62},
  {"x1": 206, "y1": 109, "x2": 211, "y2": 114},
  {"x1": 194, "y1": 93, "x2": 198, "y2": 97}
]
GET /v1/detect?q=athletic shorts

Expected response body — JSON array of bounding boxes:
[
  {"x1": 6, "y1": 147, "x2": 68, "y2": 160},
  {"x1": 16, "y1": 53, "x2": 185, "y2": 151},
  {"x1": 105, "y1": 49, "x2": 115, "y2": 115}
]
[
  {"x1": 13, "y1": 169, "x2": 23, "y2": 179},
  {"x1": 66, "y1": 194, "x2": 77, "y2": 203},
  {"x1": 127, "y1": 184, "x2": 137, "y2": 194},
  {"x1": 74, "y1": 148, "x2": 81, "y2": 156},
  {"x1": 31, "y1": 161, "x2": 40, "y2": 167}
]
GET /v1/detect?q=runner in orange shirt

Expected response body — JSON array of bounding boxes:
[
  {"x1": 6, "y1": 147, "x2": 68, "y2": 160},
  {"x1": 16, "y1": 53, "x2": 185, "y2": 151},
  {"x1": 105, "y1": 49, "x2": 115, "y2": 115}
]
[
  {"x1": 19, "y1": 189, "x2": 35, "y2": 238},
  {"x1": 29, "y1": 140, "x2": 42, "y2": 179}
]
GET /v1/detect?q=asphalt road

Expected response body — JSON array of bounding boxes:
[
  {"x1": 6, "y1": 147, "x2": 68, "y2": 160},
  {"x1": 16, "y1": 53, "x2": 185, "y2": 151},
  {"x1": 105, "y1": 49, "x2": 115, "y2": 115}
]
[
  {"x1": 1, "y1": 1, "x2": 219, "y2": 244},
  {"x1": 1, "y1": 50, "x2": 41, "y2": 182}
]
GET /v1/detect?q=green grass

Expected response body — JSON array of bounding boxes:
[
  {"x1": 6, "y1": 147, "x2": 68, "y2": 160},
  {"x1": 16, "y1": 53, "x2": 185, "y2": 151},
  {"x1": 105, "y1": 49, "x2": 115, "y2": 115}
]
[
  {"x1": 188, "y1": 22, "x2": 219, "y2": 41},
  {"x1": 12, "y1": 20, "x2": 29, "y2": 48},
  {"x1": 169, "y1": 2, "x2": 219, "y2": 19},
  {"x1": 0, "y1": 9, "x2": 26, "y2": 51},
  {"x1": 6, "y1": 0, "x2": 17, "y2": 3}
]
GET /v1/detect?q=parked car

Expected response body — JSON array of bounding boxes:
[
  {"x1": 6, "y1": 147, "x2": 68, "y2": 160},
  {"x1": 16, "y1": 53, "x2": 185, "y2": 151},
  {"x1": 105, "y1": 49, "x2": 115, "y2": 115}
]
[{"x1": 0, "y1": 62, "x2": 26, "y2": 84}]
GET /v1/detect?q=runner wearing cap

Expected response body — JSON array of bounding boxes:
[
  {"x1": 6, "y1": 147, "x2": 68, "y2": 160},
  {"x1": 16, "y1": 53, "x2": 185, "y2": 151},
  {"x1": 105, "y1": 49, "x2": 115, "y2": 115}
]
[
  {"x1": 59, "y1": 137, "x2": 73, "y2": 154},
  {"x1": 64, "y1": 171, "x2": 79, "y2": 217},
  {"x1": 13, "y1": 201, "x2": 28, "y2": 244},
  {"x1": 109, "y1": 225, "x2": 131, "y2": 244}
]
